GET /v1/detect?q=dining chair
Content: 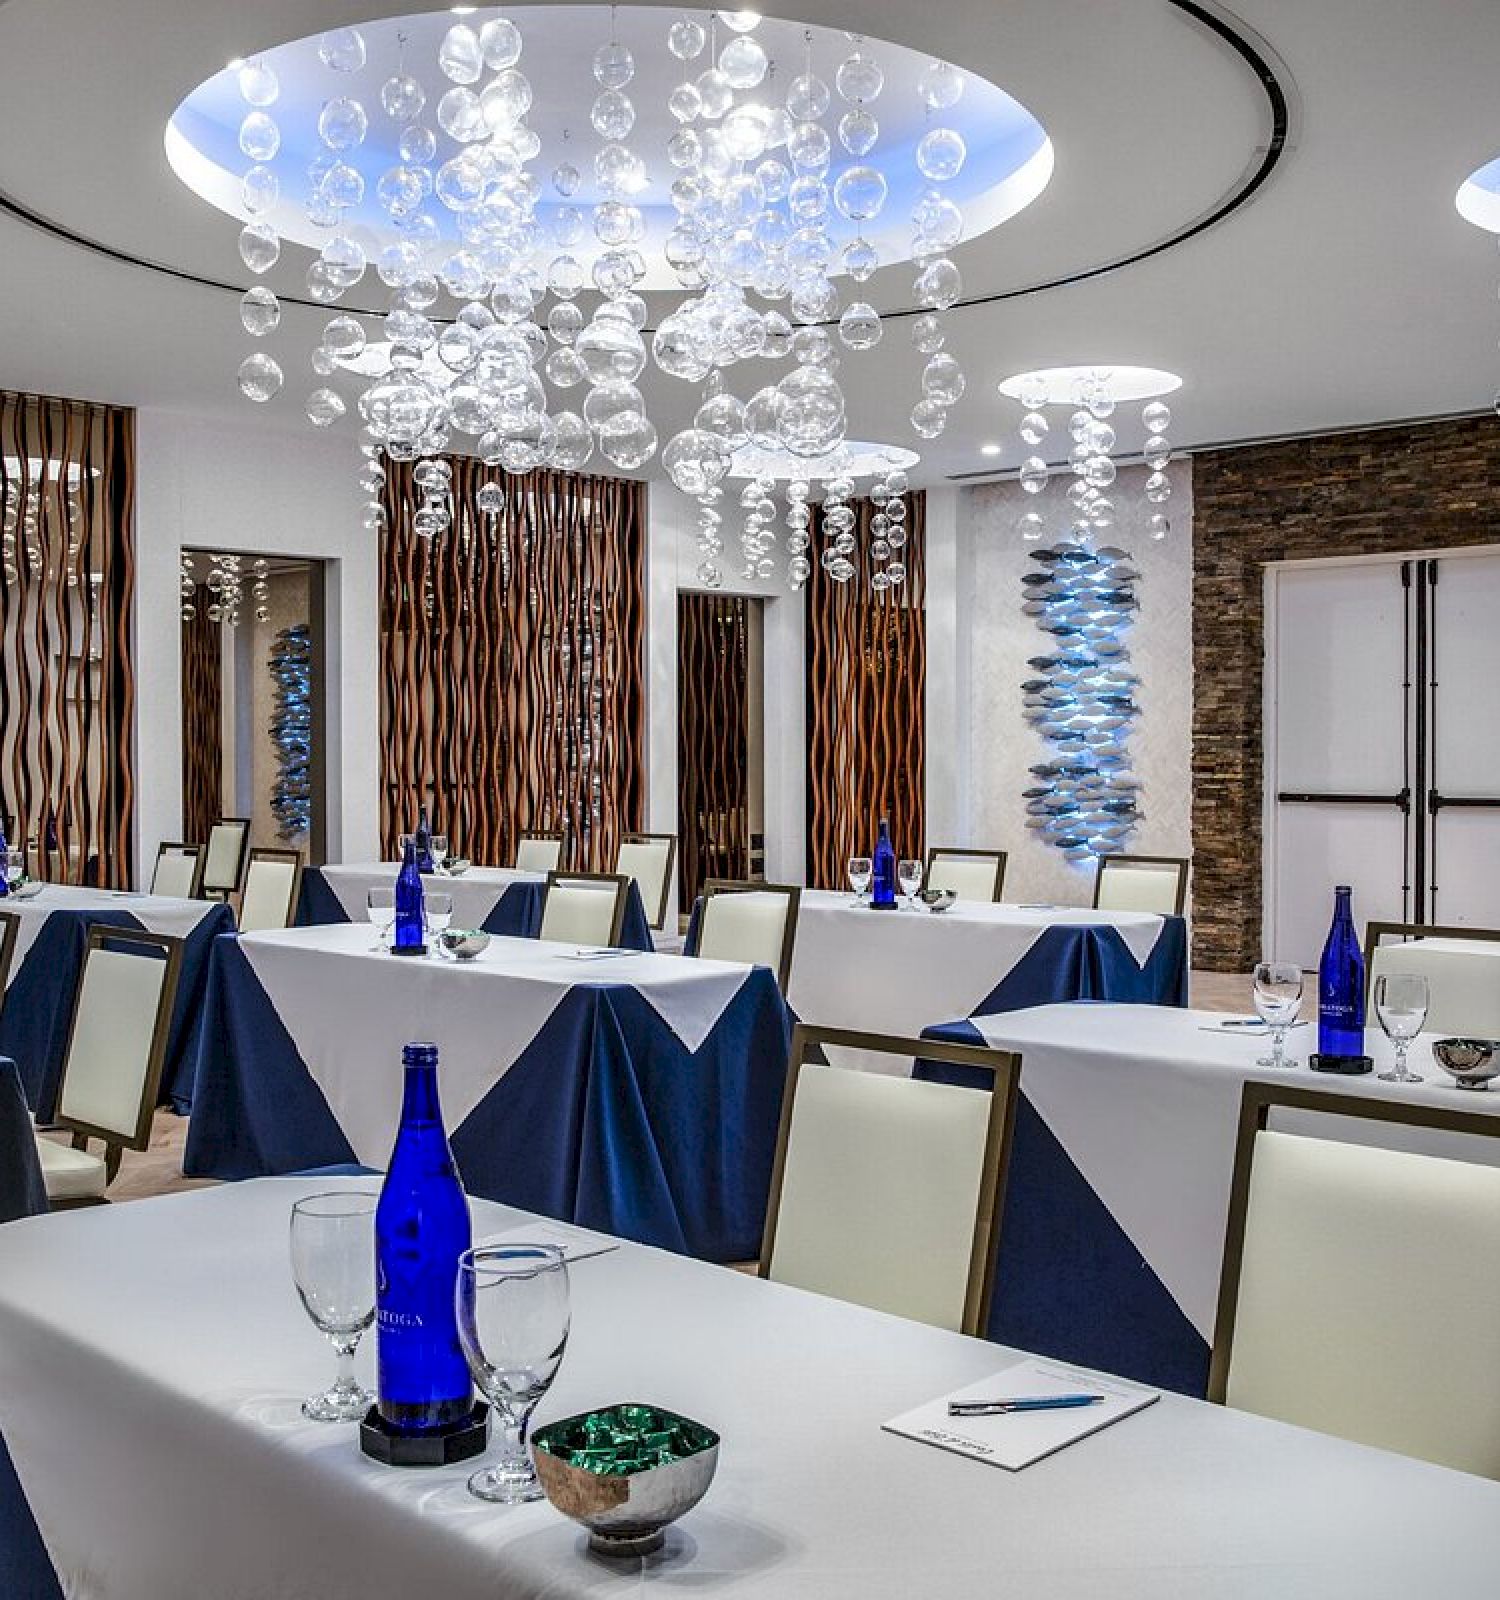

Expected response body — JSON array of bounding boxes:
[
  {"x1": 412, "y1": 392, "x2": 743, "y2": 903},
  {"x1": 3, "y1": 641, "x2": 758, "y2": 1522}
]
[
  {"x1": 538, "y1": 871, "x2": 630, "y2": 947},
  {"x1": 200, "y1": 817, "x2": 251, "y2": 900},
  {"x1": 515, "y1": 831, "x2": 564, "y2": 874},
  {"x1": 1209, "y1": 1081, "x2": 1500, "y2": 1479},
  {"x1": 1, "y1": 1056, "x2": 47, "y2": 1223},
  {"x1": 924, "y1": 847, "x2": 1007, "y2": 902},
  {"x1": 760, "y1": 1024, "x2": 1021, "y2": 1336},
  {"x1": 33, "y1": 926, "x2": 183, "y2": 1208},
  {"x1": 0, "y1": 909, "x2": 18, "y2": 1022},
  {"x1": 1092, "y1": 853, "x2": 1189, "y2": 916},
  {"x1": 614, "y1": 832, "x2": 677, "y2": 931},
  {"x1": 238, "y1": 847, "x2": 304, "y2": 934},
  {"x1": 694, "y1": 880, "x2": 801, "y2": 990},
  {"x1": 1363, "y1": 921, "x2": 1500, "y2": 1039},
  {"x1": 149, "y1": 842, "x2": 205, "y2": 899}
]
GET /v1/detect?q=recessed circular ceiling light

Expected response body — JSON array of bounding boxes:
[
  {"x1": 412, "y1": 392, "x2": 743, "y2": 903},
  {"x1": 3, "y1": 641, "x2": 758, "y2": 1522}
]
[
  {"x1": 1456, "y1": 155, "x2": 1500, "y2": 232},
  {"x1": 980, "y1": 443, "x2": 1003, "y2": 456},
  {"x1": 998, "y1": 366, "x2": 1182, "y2": 406}
]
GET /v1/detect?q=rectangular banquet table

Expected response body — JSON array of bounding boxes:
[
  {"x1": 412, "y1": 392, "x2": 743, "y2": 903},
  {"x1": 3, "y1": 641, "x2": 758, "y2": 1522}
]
[
  {"x1": 918, "y1": 1003, "x2": 1500, "y2": 1396},
  {"x1": 0, "y1": 884, "x2": 235, "y2": 1118},
  {"x1": 185, "y1": 925, "x2": 790, "y2": 1260},
  {"x1": 298, "y1": 861, "x2": 656, "y2": 951},
  {"x1": 2, "y1": 1180, "x2": 1498, "y2": 1600}
]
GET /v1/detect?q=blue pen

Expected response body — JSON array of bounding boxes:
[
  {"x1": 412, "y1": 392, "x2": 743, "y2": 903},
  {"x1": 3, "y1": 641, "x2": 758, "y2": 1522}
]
[{"x1": 948, "y1": 1393, "x2": 1104, "y2": 1417}]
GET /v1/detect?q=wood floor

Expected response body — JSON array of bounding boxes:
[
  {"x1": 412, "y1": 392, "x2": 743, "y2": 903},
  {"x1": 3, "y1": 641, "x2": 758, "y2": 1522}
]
[{"x1": 50, "y1": 969, "x2": 1253, "y2": 1204}]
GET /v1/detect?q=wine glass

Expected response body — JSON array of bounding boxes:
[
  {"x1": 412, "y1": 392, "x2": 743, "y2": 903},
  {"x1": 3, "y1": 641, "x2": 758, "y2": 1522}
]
[
  {"x1": 4, "y1": 849, "x2": 24, "y2": 892},
  {"x1": 1252, "y1": 961, "x2": 1304, "y2": 1069},
  {"x1": 426, "y1": 890, "x2": 454, "y2": 955},
  {"x1": 289, "y1": 1191, "x2": 378, "y2": 1422},
  {"x1": 430, "y1": 834, "x2": 449, "y2": 872},
  {"x1": 847, "y1": 855, "x2": 872, "y2": 904},
  {"x1": 897, "y1": 858, "x2": 923, "y2": 909},
  {"x1": 1376, "y1": 972, "x2": 1429, "y2": 1083},
  {"x1": 366, "y1": 886, "x2": 395, "y2": 951},
  {"x1": 455, "y1": 1244, "x2": 571, "y2": 1503}
]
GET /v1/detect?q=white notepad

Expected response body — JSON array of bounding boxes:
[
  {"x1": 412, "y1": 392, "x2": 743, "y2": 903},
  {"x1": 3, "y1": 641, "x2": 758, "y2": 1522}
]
[
  {"x1": 473, "y1": 1219, "x2": 621, "y2": 1264},
  {"x1": 883, "y1": 1358, "x2": 1159, "y2": 1471}
]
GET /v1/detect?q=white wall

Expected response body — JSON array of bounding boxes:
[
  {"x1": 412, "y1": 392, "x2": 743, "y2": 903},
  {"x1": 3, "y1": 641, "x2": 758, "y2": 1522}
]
[{"x1": 133, "y1": 410, "x2": 378, "y2": 880}]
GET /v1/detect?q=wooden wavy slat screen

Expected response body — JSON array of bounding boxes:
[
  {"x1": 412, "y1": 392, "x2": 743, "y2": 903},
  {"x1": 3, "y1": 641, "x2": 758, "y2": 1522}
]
[
  {"x1": 180, "y1": 583, "x2": 222, "y2": 844},
  {"x1": 677, "y1": 591, "x2": 749, "y2": 910},
  {"x1": 380, "y1": 461, "x2": 646, "y2": 871},
  {"x1": 805, "y1": 491, "x2": 926, "y2": 889},
  {"x1": 0, "y1": 391, "x2": 135, "y2": 886}
]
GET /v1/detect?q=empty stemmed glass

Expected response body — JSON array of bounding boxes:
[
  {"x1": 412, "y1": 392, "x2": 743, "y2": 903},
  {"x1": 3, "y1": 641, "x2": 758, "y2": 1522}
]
[
  {"x1": 897, "y1": 858, "x2": 923, "y2": 910},
  {"x1": 1252, "y1": 961, "x2": 1304, "y2": 1069},
  {"x1": 4, "y1": 848, "x2": 24, "y2": 893},
  {"x1": 1376, "y1": 972, "x2": 1430, "y2": 1083},
  {"x1": 426, "y1": 890, "x2": 454, "y2": 955},
  {"x1": 430, "y1": 834, "x2": 449, "y2": 872},
  {"x1": 289, "y1": 1191, "x2": 377, "y2": 1422},
  {"x1": 366, "y1": 887, "x2": 395, "y2": 951},
  {"x1": 847, "y1": 855, "x2": 872, "y2": 904},
  {"x1": 455, "y1": 1244, "x2": 571, "y2": 1503}
]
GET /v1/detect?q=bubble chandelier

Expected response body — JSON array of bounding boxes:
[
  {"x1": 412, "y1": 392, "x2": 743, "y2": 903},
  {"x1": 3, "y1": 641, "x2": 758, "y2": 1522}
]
[{"x1": 190, "y1": 9, "x2": 1045, "y2": 592}]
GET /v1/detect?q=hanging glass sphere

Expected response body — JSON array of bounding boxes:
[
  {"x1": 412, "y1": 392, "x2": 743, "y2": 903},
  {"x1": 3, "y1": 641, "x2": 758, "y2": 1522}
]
[
  {"x1": 240, "y1": 165, "x2": 278, "y2": 216},
  {"x1": 238, "y1": 60, "x2": 279, "y2": 107},
  {"x1": 1019, "y1": 511, "x2": 1045, "y2": 540},
  {"x1": 836, "y1": 50, "x2": 884, "y2": 104},
  {"x1": 1145, "y1": 471, "x2": 1172, "y2": 503},
  {"x1": 591, "y1": 88, "x2": 636, "y2": 140},
  {"x1": 322, "y1": 314, "x2": 365, "y2": 360},
  {"x1": 842, "y1": 237, "x2": 878, "y2": 282},
  {"x1": 318, "y1": 95, "x2": 367, "y2": 151},
  {"x1": 1142, "y1": 399, "x2": 1172, "y2": 433},
  {"x1": 668, "y1": 16, "x2": 707, "y2": 60},
  {"x1": 318, "y1": 28, "x2": 365, "y2": 73},
  {"x1": 237, "y1": 353, "x2": 284, "y2": 403},
  {"x1": 439, "y1": 24, "x2": 483, "y2": 83},
  {"x1": 839, "y1": 302, "x2": 882, "y2": 350},
  {"x1": 600, "y1": 413, "x2": 658, "y2": 470},
  {"x1": 379, "y1": 74, "x2": 424, "y2": 122},
  {"x1": 1087, "y1": 389, "x2": 1116, "y2": 419},
  {"x1": 911, "y1": 398, "x2": 946, "y2": 438},
  {"x1": 1144, "y1": 435, "x2": 1171, "y2": 470},
  {"x1": 721, "y1": 10, "x2": 760, "y2": 32},
  {"x1": 833, "y1": 166, "x2": 887, "y2": 222},
  {"x1": 916, "y1": 128, "x2": 966, "y2": 182},
  {"x1": 1019, "y1": 457, "x2": 1049, "y2": 493},
  {"x1": 311, "y1": 347, "x2": 338, "y2": 377},
  {"x1": 238, "y1": 111, "x2": 279, "y2": 162},
  {"x1": 1084, "y1": 455, "x2": 1116, "y2": 489},
  {"x1": 786, "y1": 72, "x2": 830, "y2": 121},
  {"x1": 911, "y1": 313, "x2": 945, "y2": 354},
  {"x1": 914, "y1": 258, "x2": 961, "y2": 310},
  {"x1": 397, "y1": 124, "x2": 436, "y2": 165},
  {"x1": 1019, "y1": 411, "x2": 1048, "y2": 445},
  {"x1": 922, "y1": 352, "x2": 965, "y2": 405},
  {"x1": 594, "y1": 40, "x2": 635, "y2": 88},
  {"x1": 482, "y1": 69, "x2": 533, "y2": 128},
  {"x1": 239, "y1": 286, "x2": 280, "y2": 337},
  {"x1": 838, "y1": 109, "x2": 878, "y2": 156},
  {"x1": 776, "y1": 364, "x2": 845, "y2": 457},
  {"x1": 918, "y1": 60, "x2": 964, "y2": 110},
  {"x1": 305, "y1": 388, "x2": 345, "y2": 427},
  {"x1": 238, "y1": 222, "x2": 280, "y2": 274},
  {"x1": 719, "y1": 34, "x2": 768, "y2": 89},
  {"x1": 437, "y1": 87, "x2": 487, "y2": 142},
  {"x1": 480, "y1": 16, "x2": 523, "y2": 69},
  {"x1": 663, "y1": 429, "x2": 732, "y2": 496},
  {"x1": 1150, "y1": 514, "x2": 1170, "y2": 541}
]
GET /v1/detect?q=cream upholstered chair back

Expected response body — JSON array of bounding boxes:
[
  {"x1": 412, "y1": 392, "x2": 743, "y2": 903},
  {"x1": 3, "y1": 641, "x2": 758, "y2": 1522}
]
[
  {"x1": 1093, "y1": 854, "x2": 1188, "y2": 916},
  {"x1": 56, "y1": 927, "x2": 182, "y2": 1153},
  {"x1": 201, "y1": 818, "x2": 250, "y2": 898},
  {"x1": 696, "y1": 882, "x2": 800, "y2": 989},
  {"x1": 150, "y1": 843, "x2": 203, "y2": 899},
  {"x1": 515, "y1": 832, "x2": 564, "y2": 874},
  {"x1": 539, "y1": 872, "x2": 628, "y2": 947},
  {"x1": 614, "y1": 834, "x2": 676, "y2": 930},
  {"x1": 1211, "y1": 1083, "x2": 1500, "y2": 1480},
  {"x1": 924, "y1": 848, "x2": 1006, "y2": 903},
  {"x1": 1365, "y1": 923, "x2": 1500, "y2": 1039},
  {"x1": 761, "y1": 1026, "x2": 1020, "y2": 1336},
  {"x1": 239, "y1": 848, "x2": 303, "y2": 933}
]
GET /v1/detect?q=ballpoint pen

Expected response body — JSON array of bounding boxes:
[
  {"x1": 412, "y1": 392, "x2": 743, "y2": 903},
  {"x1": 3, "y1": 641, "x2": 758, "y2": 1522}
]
[{"x1": 948, "y1": 1394, "x2": 1105, "y2": 1417}]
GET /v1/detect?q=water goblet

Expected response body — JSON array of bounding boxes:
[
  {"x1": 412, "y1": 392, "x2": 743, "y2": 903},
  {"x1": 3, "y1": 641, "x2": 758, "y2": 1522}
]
[
  {"x1": 366, "y1": 886, "x2": 395, "y2": 951},
  {"x1": 289, "y1": 1191, "x2": 377, "y2": 1422},
  {"x1": 897, "y1": 858, "x2": 923, "y2": 910},
  {"x1": 1252, "y1": 960, "x2": 1303, "y2": 1069},
  {"x1": 430, "y1": 834, "x2": 449, "y2": 871},
  {"x1": 456, "y1": 1244, "x2": 571, "y2": 1503},
  {"x1": 4, "y1": 849, "x2": 24, "y2": 892},
  {"x1": 847, "y1": 855, "x2": 872, "y2": 904},
  {"x1": 1376, "y1": 972, "x2": 1429, "y2": 1083},
  {"x1": 426, "y1": 890, "x2": 454, "y2": 955}
]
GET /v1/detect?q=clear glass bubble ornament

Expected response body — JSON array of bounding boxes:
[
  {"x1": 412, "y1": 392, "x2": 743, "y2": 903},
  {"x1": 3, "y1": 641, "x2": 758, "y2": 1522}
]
[
  {"x1": 594, "y1": 40, "x2": 635, "y2": 88},
  {"x1": 836, "y1": 50, "x2": 884, "y2": 104},
  {"x1": 720, "y1": 33, "x2": 768, "y2": 88},
  {"x1": 438, "y1": 87, "x2": 487, "y2": 142},
  {"x1": 318, "y1": 28, "x2": 366, "y2": 73},
  {"x1": 911, "y1": 313, "x2": 945, "y2": 354},
  {"x1": 1149, "y1": 513, "x2": 1170, "y2": 541},
  {"x1": 910, "y1": 398, "x2": 946, "y2": 438},
  {"x1": 322, "y1": 314, "x2": 365, "y2": 360},
  {"x1": 777, "y1": 366, "x2": 845, "y2": 457},
  {"x1": 669, "y1": 17, "x2": 707, "y2": 59},
  {"x1": 238, "y1": 60, "x2": 279, "y2": 107},
  {"x1": 438, "y1": 24, "x2": 483, "y2": 83},
  {"x1": 1145, "y1": 471, "x2": 1172, "y2": 503},
  {"x1": 240, "y1": 285, "x2": 280, "y2": 336},
  {"x1": 838, "y1": 302, "x2": 882, "y2": 350},
  {"x1": 918, "y1": 60, "x2": 964, "y2": 109},
  {"x1": 1142, "y1": 399, "x2": 1171, "y2": 433},
  {"x1": 786, "y1": 72, "x2": 830, "y2": 120},
  {"x1": 915, "y1": 257, "x2": 961, "y2": 310},
  {"x1": 381, "y1": 74, "x2": 425, "y2": 122},
  {"x1": 545, "y1": 347, "x2": 588, "y2": 388},
  {"x1": 318, "y1": 96, "x2": 367, "y2": 151},
  {"x1": 833, "y1": 165, "x2": 887, "y2": 222},
  {"x1": 668, "y1": 82, "x2": 702, "y2": 123},
  {"x1": 240, "y1": 165, "x2": 278, "y2": 215},
  {"x1": 696, "y1": 67, "x2": 733, "y2": 120},
  {"x1": 1019, "y1": 457, "x2": 1048, "y2": 493},
  {"x1": 480, "y1": 17, "x2": 524, "y2": 70},
  {"x1": 1144, "y1": 435, "x2": 1171, "y2": 470},
  {"x1": 923, "y1": 352, "x2": 965, "y2": 405},
  {"x1": 1087, "y1": 389, "x2": 1115, "y2": 419},
  {"x1": 787, "y1": 120, "x2": 831, "y2": 171},
  {"x1": 916, "y1": 127, "x2": 966, "y2": 182},
  {"x1": 305, "y1": 388, "x2": 345, "y2": 427},
  {"x1": 552, "y1": 161, "x2": 582, "y2": 198},
  {"x1": 238, "y1": 222, "x2": 280, "y2": 274},
  {"x1": 398, "y1": 124, "x2": 436, "y2": 164},
  {"x1": 592, "y1": 88, "x2": 635, "y2": 140},
  {"x1": 1020, "y1": 511, "x2": 1044, "y2": 541},
  {"x1": 1083, "y1": 455, "x2": 1116, "y2": 489},
  {"x1": 482, "y1": 69, "x2": 533, "y2": 127},
  {"x1": 237, "y1": 353, "x2": 284, "y2": 403},
  {"x1": 843, "y1": 237, "x2": 878, "y2": 281},
  {"x1": 239, "y1": 111, "x2": 279, "y2": 162},
  {"x1": 1019, "y1": 410, "x2": 1048, "y2": 445},
  {"x1": 601, "y1": 413, "x2": 658, "y2": 470},
  {"x1": 1087, "y1": 420, "x2": 1116, "y2": 455},
  {"x1": 838, "y1": 109, "x2": 878, "y2": 156}
]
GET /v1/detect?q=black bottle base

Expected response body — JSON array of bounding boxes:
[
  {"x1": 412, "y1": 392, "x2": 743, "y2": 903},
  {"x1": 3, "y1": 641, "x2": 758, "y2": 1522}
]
[
  {"x1": 1309, "y1": 1053, "x2": 1374, "y2": 1076},
  {"x1": 359, "y1": 1401, "x2": 490, "y2": 1467}
]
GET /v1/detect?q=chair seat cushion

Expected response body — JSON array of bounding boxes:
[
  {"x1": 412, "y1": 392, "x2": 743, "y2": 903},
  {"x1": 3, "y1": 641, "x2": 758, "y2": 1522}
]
[{"x1": 34, "y1": 1136, "x2": 107, "y2": 1201}]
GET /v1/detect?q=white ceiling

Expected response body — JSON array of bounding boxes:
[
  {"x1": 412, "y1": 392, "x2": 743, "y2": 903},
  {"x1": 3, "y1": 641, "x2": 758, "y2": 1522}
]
[{"x1": 1, "y1": 0, "x2": 1498, "y2": 484}]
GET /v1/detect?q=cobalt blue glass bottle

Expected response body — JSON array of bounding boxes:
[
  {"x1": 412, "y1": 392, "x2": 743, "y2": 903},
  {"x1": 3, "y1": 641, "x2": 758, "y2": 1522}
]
[
  {"x1": 1316, "y1": 884, "x2": 1367, "y2": 1069},
  {"x1": 871, "y1": 817, "x2": 897, "y2": 909},
  {"x1": 392, "y1": 836, "x2": 427, "y2": 956},
  {"x1": 375, "y1": 1042, "x2": 474, "y2": 1434},
  {"x1": 414, "y1": 805, "x2": 435, "y2": 873}
]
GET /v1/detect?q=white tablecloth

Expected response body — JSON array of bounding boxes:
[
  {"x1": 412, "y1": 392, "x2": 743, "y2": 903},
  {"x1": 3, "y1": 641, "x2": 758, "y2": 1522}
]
[
  {"x1": 0, "y1": 1179, "x2": 1496, "y2": 1599},
  {"x1": 786, "y1": 890, "x2": 1169, "y2": 1067},
  {"x1": 318, "y1": 861, "x2": 543, "y2": 928},
  {"x1": 1, "y1": 882, "x2": 224, "y2": 981},
  {"x1": 965, "y1": 1004, "x2": 1500, "y2": 1341},
  {"x1": 239, "y1": 925, "x2": 754, "y2": 1164}
]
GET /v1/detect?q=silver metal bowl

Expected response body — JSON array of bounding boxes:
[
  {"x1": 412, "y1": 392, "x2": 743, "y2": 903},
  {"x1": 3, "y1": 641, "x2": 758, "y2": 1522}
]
[
  {"x1": 1430, "y1": 1038, "x2": 1500, "y2": 1091},
  {"x1": 532, "y1": 1403, "x2": 719, "y2": 1558},
  {"x1": 445, "y1": 858, "x2": 472, "y2": 877},
  {"x1": 918, "y1": 887, "x2": 957, "y2": 913},
  {"x1": 439, "y1": 927, "x2": 490, "y2": 961}
]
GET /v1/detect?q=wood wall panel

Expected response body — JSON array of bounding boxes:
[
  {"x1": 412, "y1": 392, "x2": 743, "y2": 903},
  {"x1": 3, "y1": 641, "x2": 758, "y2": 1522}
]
[
  {"x1": 180, "y1": 583, "x2": 222, "y2": 844},
  {"x1": 0, "y1": 392, "x2": 134, "y2": 885},
  {"x1": 380, "y1": 461, "x2": 646, "y2": 871},
  {"x1": 677, "y1": 591, "x2": 749, "y2": 909},
  {"x1": 805, "y1": 493, "x2": 926, "y2": 888}
]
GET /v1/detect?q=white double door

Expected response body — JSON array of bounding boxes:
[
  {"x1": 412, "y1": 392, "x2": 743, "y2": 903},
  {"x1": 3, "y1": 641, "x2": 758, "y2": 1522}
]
[{"x1": 1266, "y1": 548, "x2": 1500, "y2": 968}]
